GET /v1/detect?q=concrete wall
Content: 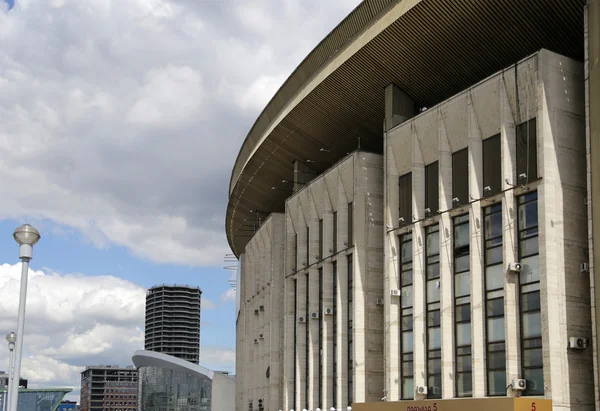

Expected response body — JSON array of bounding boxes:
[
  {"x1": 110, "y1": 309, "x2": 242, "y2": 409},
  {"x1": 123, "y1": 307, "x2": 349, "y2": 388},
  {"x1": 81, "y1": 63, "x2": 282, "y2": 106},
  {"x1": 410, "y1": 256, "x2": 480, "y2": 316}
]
[
  {"x1": 235, "y1": 214, "x2": 285, "y2": 411},
  {"x1": 213, "y1": 373, "x2": 236, "y2": 411},
  {"x1": 383, "y1": 51, "x2": 594, "y2": 410},
  {"x1": 282, "y1": 151, "x2": 384, "y2": 410}
]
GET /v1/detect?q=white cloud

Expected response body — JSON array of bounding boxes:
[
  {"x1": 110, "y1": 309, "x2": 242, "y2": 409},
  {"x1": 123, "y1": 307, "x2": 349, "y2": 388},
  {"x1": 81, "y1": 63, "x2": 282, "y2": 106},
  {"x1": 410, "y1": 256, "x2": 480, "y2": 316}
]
[
  {"x1": 0, "y1": 263, "x2": 145, "y2": 392},
  {"x1": 201, "y1": 298, "x2": 216, "y2": 310},
  {"x1": 199, "y1": 346, "x2": 235, "y2": 371},
  {"x1": 220, "y1": 288, "x2": 236, "y2": 302},
  {"x1": 0, "y1": 0, "x2": 361, "y2": 266}
]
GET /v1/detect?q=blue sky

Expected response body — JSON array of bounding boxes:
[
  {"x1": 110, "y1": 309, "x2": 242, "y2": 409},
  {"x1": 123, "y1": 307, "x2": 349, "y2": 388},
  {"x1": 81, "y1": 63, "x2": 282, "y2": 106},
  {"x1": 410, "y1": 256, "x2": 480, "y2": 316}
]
[{"x1": 4, "y1": 0, "x2": 13, "y2": 10}]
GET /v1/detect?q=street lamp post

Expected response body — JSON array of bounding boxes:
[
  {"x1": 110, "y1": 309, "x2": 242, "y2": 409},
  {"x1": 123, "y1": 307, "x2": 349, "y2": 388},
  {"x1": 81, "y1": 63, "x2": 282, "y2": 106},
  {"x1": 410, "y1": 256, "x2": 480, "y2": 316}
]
[
  {"x1": 8, "y1": 224, "x2": 40, "y2": 411},
  {"x1": 5, "y1": 332, "x2": 16, "y2": 411}
]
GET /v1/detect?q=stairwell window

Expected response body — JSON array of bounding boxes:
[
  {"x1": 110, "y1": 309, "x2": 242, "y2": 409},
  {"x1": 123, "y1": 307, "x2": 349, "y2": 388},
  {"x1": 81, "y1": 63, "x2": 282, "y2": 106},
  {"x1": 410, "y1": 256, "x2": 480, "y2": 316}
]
[
  {"x1": 399, "y1": 233, "x2": 414, "y2": 399},
  {"x1": 348, "y1": 254, "x2": 354, "y2": 405},
  {"x1": 399, "y1": 172, "x2": 412, "y2": 226},
  {"x1": 348, "y1": 203, "x2": 354, "y2": 247},
  {"x1": 483, "y1": 134, "x2": 501, "y2": 197},
  {"x1": 318, "y1": 268, "x2": 323, "y2": 409},
  {"x1": 516, "y1": 118, "x2": 538, "y2": 184},
  {"x1": 425, "y1": 162, "x2": 439, "y2": 215},
  {"x1": 425, "y1": 224, "x2": 441, "y2": 398},
  {"x1": 452, "y1": 149, "x2": 469, "y2": 207},
  {"x1": 332, "y1": 262, "x2": 338, "y2": 407},
  {"x1": 453, "y1": 214, "x2": 471, "y2": 397}
]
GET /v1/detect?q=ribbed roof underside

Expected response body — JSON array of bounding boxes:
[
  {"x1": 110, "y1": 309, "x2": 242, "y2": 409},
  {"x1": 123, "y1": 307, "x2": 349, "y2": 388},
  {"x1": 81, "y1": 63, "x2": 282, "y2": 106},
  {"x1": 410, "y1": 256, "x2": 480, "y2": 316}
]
[{"x1": 227, "y1": 0, "x2": 586, "y2": 256}]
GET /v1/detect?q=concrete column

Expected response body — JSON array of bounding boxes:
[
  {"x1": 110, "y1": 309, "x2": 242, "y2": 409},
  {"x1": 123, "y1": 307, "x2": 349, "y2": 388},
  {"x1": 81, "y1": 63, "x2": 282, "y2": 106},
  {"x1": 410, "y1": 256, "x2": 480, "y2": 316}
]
[
  {"x1": 500, "y1": 76, "x2": 520, "y2": 396},
  {"x1": 385, "y1": 83, "x2": 415, "y2": 131},
  {"x1": 283, "y1": 276, "x2": 295, "y2": 411},
  {"x1": 322, "y1": 260, "x2": 334, "y2": 409},
  {"x1": 586, "y1": 1, "x2": 600, "y2": 407},
  {"x1": 308, "y1": 267, "x2": 319, "y2": 410},
  {"x1": 338, "y1": 253, "x2": 349, "y2": 409},
  {"x1": 296, "y1": 272, "x2": 308, "y2": 409}
]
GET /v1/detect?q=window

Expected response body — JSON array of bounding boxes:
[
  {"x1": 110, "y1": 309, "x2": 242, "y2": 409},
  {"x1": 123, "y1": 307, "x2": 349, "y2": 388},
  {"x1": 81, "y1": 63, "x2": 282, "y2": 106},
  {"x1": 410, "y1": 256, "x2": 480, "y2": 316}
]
[
  {"x1": 399, "y1": 172, "x2": 412, "y2": 226},
  {"x1": 399, "y1": 233, "x2": 414, "y2": 399},
  {"x1": 484, "y1": 203, "x2": 506, "y2": 396},
  {"x1": 348, "y1": 203, "x2": 354, "y2": 247},
  {"x1": 452, "y1": 149, "x2": 469, "y2": 207},
  {"x1": 294, "y1": 234, "x2": 298, "y2": 270},
  {"x1": 319, "y1": 219, "x2": 324, "y2": 261},
  {"x1": 425, "y1": 162, "x2": 439, "y2": 215},
  {"x1": 348, "y1": 254, "x2": 354, "y2": 405},
  {"x1": 483, "y1": 135, "x2": 501, "y2": 196},
  {"x1": 518, "y1": 192, "x2": 543, "y2": 395},
  {"x1": 305, "y1": 273, "x2": 310, "y2": 409},
  {"x1": 306, "y1": 227, "x2": 310, "y2": 266},
  {"x1": 516, "y1": 119, "x2": 537, "y2": 183},
  {"x1": 318, "y1": 268, "x2": 323, "y2": 409},
  {"x1": 293, "y1": 279, "x2": 298, "y2": 410},
  {"x1": 453, "y1": 214, "x2": 471, "y2": 397},
  {"x1": 333, "y1": 212, "x2": 338, "y2": 253},
  {"x1": 425, "y1": 224, "x2": 441, "y2": 398},
  {"x1": 332, "y1": 262, "x2": 338, "y2": 407}
]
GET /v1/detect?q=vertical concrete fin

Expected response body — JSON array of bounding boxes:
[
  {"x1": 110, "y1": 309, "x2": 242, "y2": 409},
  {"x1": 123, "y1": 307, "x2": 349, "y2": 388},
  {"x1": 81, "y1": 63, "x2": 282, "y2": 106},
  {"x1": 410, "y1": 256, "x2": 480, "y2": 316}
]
[{"x1": 385, "y1": 83, "x2": 415, "y2": 131}]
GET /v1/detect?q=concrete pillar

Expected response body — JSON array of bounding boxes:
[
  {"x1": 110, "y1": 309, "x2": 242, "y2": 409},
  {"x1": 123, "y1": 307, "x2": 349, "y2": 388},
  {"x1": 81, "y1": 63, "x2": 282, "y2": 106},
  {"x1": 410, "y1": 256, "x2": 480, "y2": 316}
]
[
  {"x1": 586, "y1": 1, "x2": 600, "y2": 407},
  {"x1": 385, "y1": 83, "x2": 415, "y2": 131},
  {"x1": 293, "y1": 160, "x2": 316, "y2": 193},
  {"x1": 438, "y1": 114, "x2": 455, "y2": 399},
  {"x1": 500, "y1": 76, "x2": 520, "y2": 397},
  {"x1": 297, "y1": 272, "x2": 308, "y2": 409}
]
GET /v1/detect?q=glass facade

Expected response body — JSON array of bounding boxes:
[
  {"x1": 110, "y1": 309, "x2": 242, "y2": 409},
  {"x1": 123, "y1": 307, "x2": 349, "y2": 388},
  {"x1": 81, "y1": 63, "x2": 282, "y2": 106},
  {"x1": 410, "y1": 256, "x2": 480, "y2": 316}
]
[
  {"x1": 0, "y1": 390, "x2": 70, "y2": 411},
  {"x1": 425, "y1": 224, "x2": 441, "y2": 399},
  {"x1": 453, "y1": 214, "x2": 471, "y2": 397},
  {"x1": 138, "y1": 366, "x2": 212, "y2": 411},
  {"x1": 399, "y1": 233, "x2": 414, "y2": 400},
  {"x1": 348, "y1": 254, "x2": 354, "y2": 405}
]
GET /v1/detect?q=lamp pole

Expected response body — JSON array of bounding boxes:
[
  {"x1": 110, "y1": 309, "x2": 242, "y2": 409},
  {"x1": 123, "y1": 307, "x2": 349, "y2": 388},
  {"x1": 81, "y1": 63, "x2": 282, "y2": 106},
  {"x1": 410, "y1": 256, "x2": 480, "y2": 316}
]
[
  {"x1": 8, "y1": 224, "x2": 40, "y2": 411},
  {"x1": 5, "y1": 332, "x2": 16, "y2": 411}
]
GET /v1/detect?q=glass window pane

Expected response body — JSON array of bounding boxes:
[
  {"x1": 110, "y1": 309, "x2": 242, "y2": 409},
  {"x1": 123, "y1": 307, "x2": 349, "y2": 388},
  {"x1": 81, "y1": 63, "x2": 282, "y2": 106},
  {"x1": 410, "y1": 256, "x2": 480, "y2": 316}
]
[
  {"x1": 428, "y1": 280, "x2": 441, "y2": 302},
  {"x1": 487, "y1": 349, "x2": 506, "y2": 370},
  {"x1": 520, "y1": 236, "x2": 539, "y2": 256},
  {"x1": 487, "y1": 317, "x2": 505, "y2": 343},
  {"x1": 455, "y1": 255, "x2": 470, "y2": 273},
  {"x1": 427, "y1": 231, "x2": 439, "y2": 256},
  {"x1": 401, "y1": 269, "x2": 413, "y2": 286},
  {"x1": 522, "y1": 312, "x2": 542, "y2": 338},
  {"x1": 402, "y1": 331, "x2": 413, "y2": 353},
  {"x1": 402, "y1": 315, "x2": 414, "y2": 330},
  {"x1": 402, "y1": 360, "x2": 413, "y2": 376},
  {"x1": 455, "y1": 304, "x2": 471, "y2": 322},
  {"x1": 454, "y1": 223, "x2": 470, "y2": 248},
  {"x1": 487, "y1": 370, "x2": 507, "y2": 396},
  {"x1": 487, "y1": 298, "x2": 504, "y2": 317},
  {"x1": 427, "y1": 263, "x2": 440, "y2": 280},
  {"x1": 456, "y1": 372, "x2": 472, "y2": 397},
  {"x1": 486, "y1": 246, "x2": 503, "y2": 265},
  {"x1": 520, "y1": 256, "x2": 539, "y2": 284},
  {"x1": 486, "y1": 264, "x2": 504, "y2": 290},
  {"x1": 428, "y1": 310, "x2": 441, "y2": 327},
  {"x1": 485, "y1": 211, "x2": 502, "y2": 239},
  {"x1": 523, "y1": 368, "x2": 544, "y2": 395},
  {"x1": 519, "y1": 201, "x2": 538, "y2": 230},
  {"x1": 402, "y1": 378, "x2": 414, "y2": 400},
  {"x1": 456, "y1": 322, "x2": 471, "y2": 346},
  {"x1": 427, "y1": 375, "x2": 442, "y2": 398},
  {"x1": 428, "y1": 328, "x2": 441, "y2": 350},
  {"x1": 521, "y1": 291, "x2": 540, "y2": 312},
  {"x1": 456, "y1": 355, "x2": 472, "y2": 372},
  {"x1": 427, "y1": 357, "x2": 442, "y2": 375},
  {"x1": 402, "y1": 241, "x2": 413, "y2": 262},
  {"x1": 455, "y1": 271, "x2": 470, "y2": 297},
  {"x1": 402, "y1": 286, "x2": 413, "y2": 308},
  {"x1": 523, "y1": 347, "x2": 543, "y2": 368}
]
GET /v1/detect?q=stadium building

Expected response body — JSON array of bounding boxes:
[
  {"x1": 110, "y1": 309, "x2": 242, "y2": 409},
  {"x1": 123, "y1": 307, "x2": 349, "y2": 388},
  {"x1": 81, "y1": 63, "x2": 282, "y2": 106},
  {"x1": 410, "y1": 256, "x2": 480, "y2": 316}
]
[{"x1": 227, "y1": 1, "x2": 600, "y2": 410}]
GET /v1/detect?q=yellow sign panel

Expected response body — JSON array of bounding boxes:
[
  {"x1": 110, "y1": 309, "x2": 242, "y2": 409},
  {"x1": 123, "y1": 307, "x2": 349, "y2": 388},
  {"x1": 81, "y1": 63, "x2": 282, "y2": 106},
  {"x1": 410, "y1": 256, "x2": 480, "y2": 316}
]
[{"x1": 352, "y1": 398, "x2": 552, "y2": 411}]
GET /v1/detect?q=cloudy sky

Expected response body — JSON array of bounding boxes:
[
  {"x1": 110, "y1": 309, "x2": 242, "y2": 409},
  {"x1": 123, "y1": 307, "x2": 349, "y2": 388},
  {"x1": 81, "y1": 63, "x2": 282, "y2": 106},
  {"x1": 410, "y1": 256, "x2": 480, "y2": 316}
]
[{"x1": 0, "y1": 0, "x2": 360, "y2": 403}]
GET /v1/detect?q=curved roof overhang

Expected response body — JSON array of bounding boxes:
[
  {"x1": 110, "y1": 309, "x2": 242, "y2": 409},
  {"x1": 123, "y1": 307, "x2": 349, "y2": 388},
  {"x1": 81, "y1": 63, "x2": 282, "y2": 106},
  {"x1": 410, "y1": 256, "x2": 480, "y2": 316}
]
[
  {"x1": 227, "y1": 0, "x2": 586, "y2": 256},
  {"x1": 132, "y1": 350, "x2": 214, "y2": 379}
]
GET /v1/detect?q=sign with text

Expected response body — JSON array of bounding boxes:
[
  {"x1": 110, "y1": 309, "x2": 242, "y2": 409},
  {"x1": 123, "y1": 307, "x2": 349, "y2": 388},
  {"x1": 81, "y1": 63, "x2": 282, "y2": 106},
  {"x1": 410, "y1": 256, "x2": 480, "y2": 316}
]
[{"x1": 353, "y1": 397, "x2": 552, "y2": 411}]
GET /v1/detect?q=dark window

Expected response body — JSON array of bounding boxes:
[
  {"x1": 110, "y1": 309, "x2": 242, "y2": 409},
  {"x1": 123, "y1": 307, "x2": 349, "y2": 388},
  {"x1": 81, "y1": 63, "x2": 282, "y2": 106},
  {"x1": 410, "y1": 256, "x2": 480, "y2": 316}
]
[
  {"x1": 425, "y1": 224, "x2": 441, "y2": 398},
  {"x1": 399, "y1": 233, "x2": 414, "y2": 399},
  {"x1": 348, "y1": 203, "x2": 354, "y2": 247},
  {"x1": 306, "y1": 227, "x2": 310, "y2": 266},
  {"x1": 294, "y1": 234, "x2": 298, "y2": 270},
  {"x1": 348, "y1": 254, "x2": 353, "y2": 405},
  {"x1": 484, "y1": 203, "x2": 506, "y2": 396},
  {"x1": 454, "y1": 214, "x2": 471, "y2": 397},
  {"x1": 518, "y1": 192, "x2": 543, "y2": 395},
  {"x1": 399, "y1": 172, "x2": 413, "y2": 226},
  {"x1": 332, "y1": 262, "x2": 338, "y2": 407},
  {"x1": 319, "y1": 219, "x2": 324, "y2": 261},
  {"x1": 452, "y1": 149, "x2": 469, "y2": 207},
  {"x1": 293, "y1": 279, "x2": 297, "y2": 410},
  {"x1": 483, "y1": 134, "x2": 501, "y2": 197},
  {"x1": 318, "y1": 268, "x2": 323, "y2": 408},
  {"x1": 516, "y1": 118, "x2": 538, "y2": 183},
  {"x1": 305, "y1": 273, "x2": 310, "y2": 409},
  {"x1": 333, "y1": 212, "x2": 338, "y2": 253},
  {"x1": 425, "y1": 162, "x2": 439, "y2": 215}
]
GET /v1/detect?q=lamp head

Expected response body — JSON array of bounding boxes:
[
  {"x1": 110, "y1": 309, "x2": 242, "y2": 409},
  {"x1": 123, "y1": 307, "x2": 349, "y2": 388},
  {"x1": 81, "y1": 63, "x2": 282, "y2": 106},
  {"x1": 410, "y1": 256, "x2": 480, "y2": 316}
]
[
  {"x1": 13, "y1": 224, "x2": 41, "y2": 246},
  {"x1": 6, "y1": 332, "x2": 16, "y2": 343}
]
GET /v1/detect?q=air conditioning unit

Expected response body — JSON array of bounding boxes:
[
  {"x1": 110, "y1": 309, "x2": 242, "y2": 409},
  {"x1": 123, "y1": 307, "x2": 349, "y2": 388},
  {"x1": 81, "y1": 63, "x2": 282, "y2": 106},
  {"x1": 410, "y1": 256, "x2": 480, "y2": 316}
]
[
  {"x1": 569, "y1": 336, "x2": 588, "y2": 350},
  {"x1": 259, "y1": 305, "x2": 265, "y2": 311},
  {"x1": 375, "y1": 298, "x2": 384, "y2": 306},
  {"x1": 254, "y1": 309, "x2": 259, "y2": 315},
  {"x1": 416, "y1": 386, "x2": 428, "y2": 395},
  {"x1": 324, "y1": 308, "x2": 334, "y2": 315},
  {"x1": 508, "y1": 262, "x2": 522, "y2": 273},
  {"x1": 254, "y1": 339, "x2": 259, "y2": 344},
  {"x1": 259, "y1": 333, "x2": 264, "y2": 339},
  {"x1": 390, "y1": 289, "x2": 401, "y2": 297},
  {"x1": 298, "y1": 316, "x2": 306, "y2": 323},
  {"x1": 311, "y1": 312, "x2": 319, "y2": 319},
  {"x1": 512, "y1": 379, "x2": 526, "y2": 391}
]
